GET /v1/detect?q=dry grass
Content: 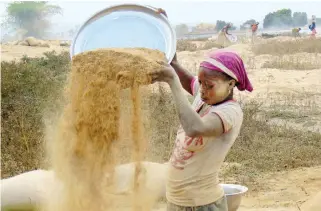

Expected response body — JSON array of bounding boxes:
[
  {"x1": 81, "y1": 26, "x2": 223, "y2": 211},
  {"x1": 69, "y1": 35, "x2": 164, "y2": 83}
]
[
  {"x1": 188, "y1": 37, "x2": 209, "y2": 42},
  {"x1": 176, "y1": 40, "x2": 198, "y2": 52},
  {"x1": 262, "y1": 54, "x2": 321, "y2": 70},
  {"x1": 177, "y1": 39, "x2": 222, "y2": 51},
  {"x1": 266, "y1": 110, "x2": 310, "y2": 119},
  {"x1": 261, "y1": 31, "x2": 296, "y2": 39},
  {"x1": 252, "y1": 38, "x2": 321, "y2": 55},
  {"x1": 263, "y1": 92, "x2": 321, "y2": 130},
  {"x1": 221, "y1": 98, "x2": 321, "y2": 188},
  {"x1": 229, "y1": 101, "x2": 321, "y2": 171},
  {"x1": 199, "y1": 40, "x2": 222, "y2": 50}
]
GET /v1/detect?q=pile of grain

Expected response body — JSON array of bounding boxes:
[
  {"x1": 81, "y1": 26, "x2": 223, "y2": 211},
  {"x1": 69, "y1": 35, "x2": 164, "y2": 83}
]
[
  {"x1": 12, "y1": 37, "x2": 51, "y2": 47},
  {"x1": 46, "y1": 48, "x2": 166, "y2": 211}
]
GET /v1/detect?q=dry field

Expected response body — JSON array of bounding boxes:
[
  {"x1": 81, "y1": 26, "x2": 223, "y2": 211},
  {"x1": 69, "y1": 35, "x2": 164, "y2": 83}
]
[{"x1": 1, "y1": 36, "x2": 321, "y2": 211}]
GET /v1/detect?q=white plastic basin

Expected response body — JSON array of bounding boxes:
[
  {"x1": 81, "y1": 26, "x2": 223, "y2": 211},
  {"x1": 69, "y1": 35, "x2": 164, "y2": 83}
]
[{"x1": 220, "y1": 183, "x2": 248, "y2": 211}]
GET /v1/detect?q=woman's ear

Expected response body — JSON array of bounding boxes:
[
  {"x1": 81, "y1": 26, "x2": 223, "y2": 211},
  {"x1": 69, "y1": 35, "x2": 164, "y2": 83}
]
[{"x1": 229, "y1": 80, "x2": 236, "y2": 89}]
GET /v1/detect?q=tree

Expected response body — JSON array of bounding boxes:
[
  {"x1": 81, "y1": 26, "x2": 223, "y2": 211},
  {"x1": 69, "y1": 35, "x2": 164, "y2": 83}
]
[
  {"x1": 4, "y1": 1, "x2": 62, "y2": 38},
  {"x1": 240, "y1": 19, "x2": 257, "y2": 30},
  {"x1": 215, "y1": 20, "x2": 236, "y2": 32},
  {"x1": 175, "y1": 24, "x2": 189, "y2": 38},
  {"x1": 292, "y1": 12, "x2": 308, "y2": 27},
  {"x1": 263, "y1": 9, "x2": 292, "y2": 29}
]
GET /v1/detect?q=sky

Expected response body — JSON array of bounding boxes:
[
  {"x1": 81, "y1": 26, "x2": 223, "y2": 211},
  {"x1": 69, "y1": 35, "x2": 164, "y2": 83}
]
[{"x1": 1, "y1": 0, "x2": 321, "y2": 32}]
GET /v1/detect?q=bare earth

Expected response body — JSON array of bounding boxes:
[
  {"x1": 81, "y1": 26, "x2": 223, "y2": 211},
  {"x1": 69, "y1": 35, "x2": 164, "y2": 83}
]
[
  {"x1": 153, "y1": 166, "x2": 321, "y2": 211},
  {"x1": 1, "y1": 44, "x2": 68, "y2": 62},
  {"x1": 1, "y1": 41, "x2": 320, "y2": 211}
]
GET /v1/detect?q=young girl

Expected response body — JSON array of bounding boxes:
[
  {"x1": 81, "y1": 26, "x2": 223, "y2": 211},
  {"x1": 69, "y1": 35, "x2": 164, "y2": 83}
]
[
  {"x1": 151, "y1": 49, "x2": 253, "y2": 211},
  {"x1": 155, "y1": 7, "x2": 253, "y2": 211}
]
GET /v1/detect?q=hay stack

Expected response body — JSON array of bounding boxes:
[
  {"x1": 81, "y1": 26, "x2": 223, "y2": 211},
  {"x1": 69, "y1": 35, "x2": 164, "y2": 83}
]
[
  {"x1": 59, "y1": 41, "x2": 70, "y2": 47},
  {"x1": 25, "y1": 37, "x2": 40, "y2": 46},
  {"x1": 19, "y1": 40, "x2": 29, "y2": 46},
  {"x1": 38, "y1": 40, "x2": 50, "y2": 48},
  {"x1": 16, "y1": 37, "x2": 50, "y2": 48}
]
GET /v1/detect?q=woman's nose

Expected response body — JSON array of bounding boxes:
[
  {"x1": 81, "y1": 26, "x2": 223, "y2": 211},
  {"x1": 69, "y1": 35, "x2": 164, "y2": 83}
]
[{"x1": 199, "y1": 86, "x2": 204, "y2": 93}]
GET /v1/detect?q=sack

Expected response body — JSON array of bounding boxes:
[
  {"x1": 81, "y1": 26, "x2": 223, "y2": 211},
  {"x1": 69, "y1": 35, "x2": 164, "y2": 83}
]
[{"x1": 227, "y1": 34, "x2": 238, "y2": 43}]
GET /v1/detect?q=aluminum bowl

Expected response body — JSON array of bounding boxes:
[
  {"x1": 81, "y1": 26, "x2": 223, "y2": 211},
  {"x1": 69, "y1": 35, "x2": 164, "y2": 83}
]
[
  {"x1": 220, "y1": 183, "x2": 248, "y2": 211},
  {"x1": 70, "y1": 4, "x2": 176, "y2": 63}
]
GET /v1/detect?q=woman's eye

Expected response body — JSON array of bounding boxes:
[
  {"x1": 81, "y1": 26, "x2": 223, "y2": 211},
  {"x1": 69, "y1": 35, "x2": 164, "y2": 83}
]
[{"x1": 198, "y1": 80, "x2": 202, "y2": 85}]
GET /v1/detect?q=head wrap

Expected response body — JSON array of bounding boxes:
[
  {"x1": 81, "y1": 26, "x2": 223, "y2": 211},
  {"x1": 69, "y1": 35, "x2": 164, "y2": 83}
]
[{"x1": 200, "y1": 50, "x2": 253, "y2": 92}]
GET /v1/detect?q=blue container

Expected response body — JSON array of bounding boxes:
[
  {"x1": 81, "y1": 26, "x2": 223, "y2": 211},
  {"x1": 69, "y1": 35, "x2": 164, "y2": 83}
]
[{"x1": 70, "y1": 4, "x2": 177, "y2": 63}]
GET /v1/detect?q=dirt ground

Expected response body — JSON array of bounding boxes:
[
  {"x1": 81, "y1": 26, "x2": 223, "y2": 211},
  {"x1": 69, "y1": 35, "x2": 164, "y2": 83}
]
[
  {"x1": 1, "y1": 44, "x2": 68, "y2": 61},
  {"x1": 1, "y1": 40, "x2": 321, "y2": 211},
  {"x1": 153, "y1": 166, "x2": 321, "y2": 211}
]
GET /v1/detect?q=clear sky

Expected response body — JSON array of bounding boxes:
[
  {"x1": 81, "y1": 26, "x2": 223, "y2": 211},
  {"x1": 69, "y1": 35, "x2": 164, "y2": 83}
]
[{"x1": 1, "y1": 0, "x2": 320, "y2": 30}]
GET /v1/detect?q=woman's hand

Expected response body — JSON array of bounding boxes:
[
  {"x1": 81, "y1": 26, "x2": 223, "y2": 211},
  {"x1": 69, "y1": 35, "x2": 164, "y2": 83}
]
[
  {"x1": 156, "y1": 8, "x2": 168, "y2": 17},
  {"x1": 156, "y1": 8, "x2": 178, "y2": 65},
  {"x1": 150, "y1": 63, "x2": 178, "y2": 85},
  {"x1": 171, "y1": 53, "x2": 178, "y2": 65}
]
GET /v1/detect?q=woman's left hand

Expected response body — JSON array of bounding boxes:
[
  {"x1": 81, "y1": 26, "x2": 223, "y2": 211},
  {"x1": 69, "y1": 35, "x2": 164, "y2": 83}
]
[
  {"x1": 156, "y1": 8, "x2": 168, "y2": 17},
  {"x1": 150, "y1": 63, "x2": 177, "y2": 84}
]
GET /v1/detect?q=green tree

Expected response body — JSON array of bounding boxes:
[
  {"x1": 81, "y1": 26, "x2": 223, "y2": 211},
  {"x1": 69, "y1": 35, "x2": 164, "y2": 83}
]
[
  {"x1": 240, "y1": 19, "x2": 257, "y2": 30},
  {"x1": 175, "y1": 24, "x2": 189, "y2": 38},
  {"x1": 4, "y1": 1, "x2": 62, "y2": 38},
  {"x1": 263, "y1": 9, "x2": 292, "y2": 29},
  {"x1": 292, "y1": 12, "x2": 308, "y2": 27}
]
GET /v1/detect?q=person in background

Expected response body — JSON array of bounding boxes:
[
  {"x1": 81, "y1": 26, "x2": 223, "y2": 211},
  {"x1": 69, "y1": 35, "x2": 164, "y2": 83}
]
[
  {"x1": 309, "y1": 16, "x2": 317, "y2": 38},
  {"x1": 156, "y1": 8, "x2": 253, "y2": 211},
  {"x1": 292, "y1": 27, "x2": 301, "y2": 37},
  {"x1": 217, "y1": 23, "x2": 232, "y2": 48},
  {"x1": 251, "y1": 22, "x2": 259, "y2": 43},
  {"x1": 222, "y1": 23, "x2": 232, "y2": 36}
]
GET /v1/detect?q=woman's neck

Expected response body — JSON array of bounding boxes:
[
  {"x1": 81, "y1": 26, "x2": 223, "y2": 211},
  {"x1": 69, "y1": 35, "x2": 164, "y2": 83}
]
[{"x1": 212, "y1": 91, "x2": 234, "y2": 106}]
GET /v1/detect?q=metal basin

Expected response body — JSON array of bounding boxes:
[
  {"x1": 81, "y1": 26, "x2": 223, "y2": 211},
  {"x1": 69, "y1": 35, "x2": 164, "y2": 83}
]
[
  {"x1": 70, "y1": 4, "x2": 177, "y2": 62},
  {"x1": 220, "y1": 184, "x2": 248, "y2": 211}
]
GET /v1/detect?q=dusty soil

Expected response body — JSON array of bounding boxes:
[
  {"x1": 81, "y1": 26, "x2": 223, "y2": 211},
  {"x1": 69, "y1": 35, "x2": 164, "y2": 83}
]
[
  {"x1": 1, "y1": 41, "x2": 321, "y2": 211},
  {"x1": 1, "y1": 44, "x2": 69, "y2": 61},
  {"x1": 153, "y1": 166, "x2": 321, "y2": 211},
  {"x1": 239, "y1": 166, "x2": 321, "y2": 211}
]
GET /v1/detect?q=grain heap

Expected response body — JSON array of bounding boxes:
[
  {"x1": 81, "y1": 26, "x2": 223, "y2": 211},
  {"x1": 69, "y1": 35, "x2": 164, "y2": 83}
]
[{"x1": 47, "y1": 48, "x2": 166, "y2": 211}]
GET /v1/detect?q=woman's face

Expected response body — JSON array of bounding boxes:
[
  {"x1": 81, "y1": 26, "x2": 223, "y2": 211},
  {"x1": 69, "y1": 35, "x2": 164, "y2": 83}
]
[{"x1": 198, "y1": 67, "x2": 235, "y2": 105}]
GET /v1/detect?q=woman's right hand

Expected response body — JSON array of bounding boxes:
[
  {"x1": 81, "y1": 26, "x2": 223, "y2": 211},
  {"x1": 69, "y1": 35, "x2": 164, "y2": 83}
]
[
  {"x1": 171, "y1": 53, "x2": 178, "y2": 65},
  {"x1": 156, "y1": 8, "x2": 168, "y2": 17},
  {"x1": 156, "y1": 8, "x2": 178, "y2": 65},
  {"x1": 150, "y1": 63, "x2": 177, "y2": 85}
]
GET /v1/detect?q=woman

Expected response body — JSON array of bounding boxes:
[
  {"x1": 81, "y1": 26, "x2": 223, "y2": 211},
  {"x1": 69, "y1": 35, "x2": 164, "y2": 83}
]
[
  {"x1": 155, "y1": 8, "x2": 253, "y2": 211},
  {"x1": 217, "y1": 23, "x2": 232, "y2": 48},
  {"x1": 292, "y1": 27, "x2": 301, "y2": 37},
  {"x1": 309, "y1": 16, "x2": 317, "y2": 38},
  {"x1": 251, "y1": 22, "x2": 259, "y2": 43}
]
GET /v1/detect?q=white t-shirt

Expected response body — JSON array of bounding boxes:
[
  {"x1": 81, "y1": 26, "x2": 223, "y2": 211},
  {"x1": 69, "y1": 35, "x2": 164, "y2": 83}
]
[{"x1": 166, "y1": 77, "x2": 244, "y2": 207}]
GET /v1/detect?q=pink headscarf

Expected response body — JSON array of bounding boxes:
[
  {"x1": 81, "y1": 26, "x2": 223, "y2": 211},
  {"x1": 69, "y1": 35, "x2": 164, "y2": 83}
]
[{"x1": 200, "y1": 50, "x2": 253, "y2": 92}]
